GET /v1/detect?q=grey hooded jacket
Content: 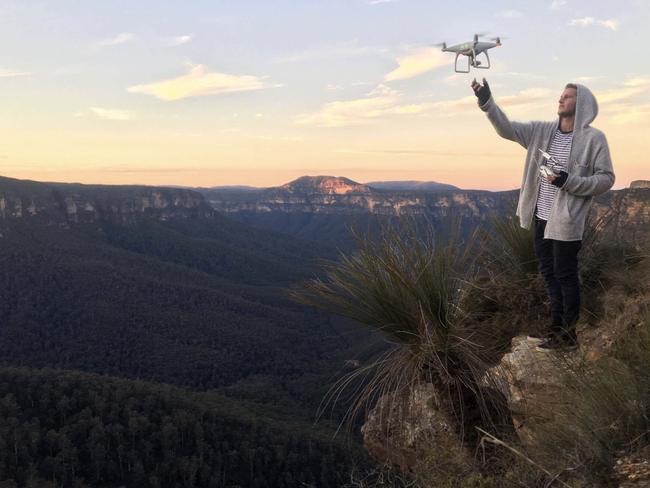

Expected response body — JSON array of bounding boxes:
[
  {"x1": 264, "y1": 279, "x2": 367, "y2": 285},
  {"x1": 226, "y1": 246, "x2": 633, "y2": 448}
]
[{"x1": 479, "y1": 84, "x2": 615, "y2": 241}]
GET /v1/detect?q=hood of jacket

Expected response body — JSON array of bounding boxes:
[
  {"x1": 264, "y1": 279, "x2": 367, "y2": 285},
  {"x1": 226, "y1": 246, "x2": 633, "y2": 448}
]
[{"x1": 573, "y1": 84, "x2": 598, "y2": 130}]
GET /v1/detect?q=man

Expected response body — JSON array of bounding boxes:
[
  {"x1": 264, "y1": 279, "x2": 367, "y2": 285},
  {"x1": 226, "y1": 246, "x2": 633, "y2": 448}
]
[{"x1": 471, "y1": 78, "x2": 615, "y2": 351}]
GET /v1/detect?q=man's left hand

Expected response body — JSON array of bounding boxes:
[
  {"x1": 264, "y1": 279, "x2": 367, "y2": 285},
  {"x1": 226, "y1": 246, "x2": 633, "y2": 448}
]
[{"x1": 549, "y1": 171, "x2": 569, "y2": 188}]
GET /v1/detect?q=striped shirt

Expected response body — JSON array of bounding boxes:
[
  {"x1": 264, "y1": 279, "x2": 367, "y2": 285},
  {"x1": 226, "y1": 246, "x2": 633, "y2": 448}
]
[{"x1": 535, "y1": 129, "x2": 573, "y2": 220}]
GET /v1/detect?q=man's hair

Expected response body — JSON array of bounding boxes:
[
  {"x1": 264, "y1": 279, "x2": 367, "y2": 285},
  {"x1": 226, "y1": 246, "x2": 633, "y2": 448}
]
[{"x1": 565, "y1": 83, "x2": 578, "y2": 90}]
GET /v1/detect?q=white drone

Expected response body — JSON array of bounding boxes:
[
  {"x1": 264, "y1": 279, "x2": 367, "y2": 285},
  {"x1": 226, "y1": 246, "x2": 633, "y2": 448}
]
[{"x1": 437, "y1": 34, "x2": 502, "y2": 73}]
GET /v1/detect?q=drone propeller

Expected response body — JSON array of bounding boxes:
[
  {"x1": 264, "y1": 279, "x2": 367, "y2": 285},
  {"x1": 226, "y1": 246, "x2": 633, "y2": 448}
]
[
  {"x1": 432, "y1": 42, "x2": 447, "y2": 50},
  {"x1": 473, "y1": 32, "x2": 489, "y2": 42}
]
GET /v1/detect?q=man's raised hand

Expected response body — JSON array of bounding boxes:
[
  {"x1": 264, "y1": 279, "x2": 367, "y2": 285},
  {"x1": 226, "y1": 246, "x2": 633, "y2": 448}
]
[{"x1": 471, "y1": 78, "x2": 491, "y2": 106}]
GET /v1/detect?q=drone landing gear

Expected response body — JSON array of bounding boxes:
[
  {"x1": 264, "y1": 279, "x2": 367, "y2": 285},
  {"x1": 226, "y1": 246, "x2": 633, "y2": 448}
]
[{"x1": 454, "y1": 53, "x2": 470, "y2": 73}]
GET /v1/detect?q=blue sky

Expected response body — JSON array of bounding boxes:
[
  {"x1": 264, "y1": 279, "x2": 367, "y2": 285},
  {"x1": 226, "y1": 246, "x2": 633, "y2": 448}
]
[{"x1": 1, "y1": 0, "x2": 648, "y2": 188}]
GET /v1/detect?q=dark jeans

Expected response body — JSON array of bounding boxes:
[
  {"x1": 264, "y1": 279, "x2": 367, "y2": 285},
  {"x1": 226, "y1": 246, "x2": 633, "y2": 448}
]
[{"x1": 533, "y1": 217, "x2": 582, "y2": 332}]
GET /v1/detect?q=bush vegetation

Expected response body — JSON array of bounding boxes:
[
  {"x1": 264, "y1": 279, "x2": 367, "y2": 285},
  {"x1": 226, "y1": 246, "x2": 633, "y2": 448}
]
[{"x1": 296, "y1": 215, "x2": 649, "y2": 487}]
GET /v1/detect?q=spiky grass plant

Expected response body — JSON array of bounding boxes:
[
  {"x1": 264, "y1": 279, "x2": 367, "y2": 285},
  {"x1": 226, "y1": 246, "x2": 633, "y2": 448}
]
[
  {"x1": 472, "y1": 213, "x2": 548, "y2": 340},
  {"x1": 291, "y1": 218, "x2": 508, "y2": 441},
  {"x1": 482, "y1": 214, "x2": 538, "y2": 278}
]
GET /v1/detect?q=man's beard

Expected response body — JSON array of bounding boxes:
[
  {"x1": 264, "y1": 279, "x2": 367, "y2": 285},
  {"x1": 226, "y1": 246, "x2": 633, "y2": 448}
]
[{"x1": 558, "y1": 108, "x2": 576, "y2": 117}]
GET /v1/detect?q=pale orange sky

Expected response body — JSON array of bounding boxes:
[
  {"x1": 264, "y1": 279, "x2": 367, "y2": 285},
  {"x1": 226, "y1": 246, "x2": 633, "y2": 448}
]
[{"x1": 1, "y1": 1, "x2": 648, "y2": 190}]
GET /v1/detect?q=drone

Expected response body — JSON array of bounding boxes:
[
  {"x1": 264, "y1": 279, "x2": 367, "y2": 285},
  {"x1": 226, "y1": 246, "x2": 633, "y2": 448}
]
[
  {"x1": 437, "y1": 34, "x2": 502, "y2": 73},
  {"x1": 537, "y1": 148, "x2": 564, "y2": 178}
]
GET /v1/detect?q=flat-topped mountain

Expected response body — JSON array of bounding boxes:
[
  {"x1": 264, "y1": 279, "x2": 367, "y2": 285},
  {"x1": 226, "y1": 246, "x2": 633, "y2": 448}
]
[
  {"x1": 280, "y1": 175, "x2": 372, "y2": 194},
  {"x1": 366, "y1": 180, "x2": 459, "y2": 192},
  {"x1": 631, "y1": 180, "x2": 650, "y2": 189}
]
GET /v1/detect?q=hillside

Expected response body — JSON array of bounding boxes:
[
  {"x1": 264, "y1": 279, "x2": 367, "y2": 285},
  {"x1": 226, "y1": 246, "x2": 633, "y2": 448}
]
[
  {"x1": 0, "y1": 367, "x2": 371, "y2": 487},
  {"x1": 0, "y1": 175, "x2": 369, "y2": 412}
]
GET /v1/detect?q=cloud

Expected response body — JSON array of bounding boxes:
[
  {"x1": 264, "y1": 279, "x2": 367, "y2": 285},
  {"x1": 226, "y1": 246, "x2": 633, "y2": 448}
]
[
  {"x1": 89, "y1": 107, "x2": 135, "y2": 121},
  {"x1": 596, "y1": 78, "x2": 649, "y2": 104},
  {"x1": 427, "y1": 96, "x2": 478, "y2": 113},
  {"x1": 99, "y1": 166, "x2": 200, "y2": 173},
  {"x1": 496, "y1": 9, "x2": 523, "y2": 18},
  {"x1": 624, "y1": 77, "x2": 650, "y2": 88},
  {"x1": 550, "y1": 0, "x2": 567, "y2": 9},
  {"x1": 296, "y1": 84, "x2": 435, "y2": 127},
  {"x1": 0, "y1": 68, "x2": 30, "y2": 78},
  {"x1": 430, "y1": 87, "x2": 555, "y2": 116},
  {"x1": 498, "y1": 88, "x2": 555, "y2": 107},
  {"x1": 605, "y1": 103, "x2": 650, "y2": 125},
  {"x1": 169, "y1": 35, "x2": 192, "y2": 46},
  {"x1": 569, "y1": 17, "x2": 619, "y2": 30},
  {"x1": 296, "y1": 84, "x2": 558, "y2": 127},
  {"x1": 98, "y1": 32, "x2": 135, "y2": 47},
  {"x1": 384, "y1": 47, "x2": 451, "y2": 82},
  {"x1": 596, "y1": 77, "x2": 650, "y2": 125},
  {"x1": 127, "y1": 64, "x2": 273, "y2": 101},
  {"x1": 274, "y1": 40, "x2": 388, "y2": 64},
  {"x1": 598, "y1": 19, "x2": 619, "y2": 30}
]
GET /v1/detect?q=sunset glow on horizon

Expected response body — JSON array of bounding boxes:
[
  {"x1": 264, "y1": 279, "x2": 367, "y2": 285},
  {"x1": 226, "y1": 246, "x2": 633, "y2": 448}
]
[{"x1": 1, "y1": 0, "x2": 648, "y2": 190}]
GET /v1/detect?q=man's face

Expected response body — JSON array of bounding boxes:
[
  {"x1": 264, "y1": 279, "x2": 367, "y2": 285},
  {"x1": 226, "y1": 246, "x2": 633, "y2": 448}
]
[{"x1": 558, "y1": 87, "x2": 577, "y2": 117}]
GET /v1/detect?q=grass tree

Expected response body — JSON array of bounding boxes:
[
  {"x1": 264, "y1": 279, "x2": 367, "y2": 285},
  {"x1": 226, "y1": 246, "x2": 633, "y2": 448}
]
[{"x1": 292, "y1": 218, "x2": 510, "y2": 442}]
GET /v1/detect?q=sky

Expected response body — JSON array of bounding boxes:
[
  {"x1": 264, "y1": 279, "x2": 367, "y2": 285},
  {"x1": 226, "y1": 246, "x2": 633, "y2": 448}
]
[{"x1": 1, "y1": 0, "x2": 648, "y2": 190}]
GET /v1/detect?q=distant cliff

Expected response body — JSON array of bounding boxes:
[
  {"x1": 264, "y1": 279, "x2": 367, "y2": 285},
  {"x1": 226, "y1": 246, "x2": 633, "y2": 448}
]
[
  {"x1": 591, "y1": 187, "x2": 650, "y2": 248},
  {"x1": 0, "y1": 176, "x2": 212, "y2": 226},
  {"x1": 201, "y1": 176, "x2": 515, "y2": 219},
  {"x1": 366, "y1": 180, "x2": 459, "y2": 192},
  {"x1": 198, "y1": 175, "x2": 650, "y2": 250},
  {"x1": 630, "y1": 180, "x2": 650, "y2": 189}
]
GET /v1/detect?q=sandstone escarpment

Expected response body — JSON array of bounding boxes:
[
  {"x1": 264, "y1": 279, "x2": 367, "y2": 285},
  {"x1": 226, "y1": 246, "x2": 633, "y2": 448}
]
[{"x1": 0, "y1": 176, "x2": 212, "y2": 226}]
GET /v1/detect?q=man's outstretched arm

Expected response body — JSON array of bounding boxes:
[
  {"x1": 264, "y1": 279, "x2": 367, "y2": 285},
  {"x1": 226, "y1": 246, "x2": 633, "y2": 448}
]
[{"x1": 472, "y1": 78, "x2": 536, "y2": 149}]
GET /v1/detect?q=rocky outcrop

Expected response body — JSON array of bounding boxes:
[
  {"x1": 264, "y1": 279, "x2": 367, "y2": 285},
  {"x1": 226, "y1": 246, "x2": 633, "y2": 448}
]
[
  {"x1": 590, "y1": 187, "x2": 650, "y2": 249},
  {"x1": 486, "y1": 337, "x2": 581, "y2": 446},
  {"x1": 630, "y1": 180, "x2": 650, "y2": 189},
  {"x1": 280, "y1": 176, "x2": 372, "y2": 195},
  {"x1": 614, "y1": 447, "x2": 650, "y2": 487},
  {"x1": 361, "y1": 383, "x2": 468, "y2": 472}
]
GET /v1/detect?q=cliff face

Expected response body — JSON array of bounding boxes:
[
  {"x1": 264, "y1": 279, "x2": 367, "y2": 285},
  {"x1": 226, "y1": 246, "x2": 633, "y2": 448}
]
[
  {"x1": 201, "y1": 176, "x2": 650, "y2": 249},
  {"x1": 591, "y1": 188, "x2": 650, "y2": 248},
  {"x1": 630, "y1": 180, "x2": 650, "y2": 189},
  {"x1": 203, "y1": 176, "x2": 516, "y2": 219},
  {"x1": 0, "y1": 176, "x2": 212, "y2": 227}
]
